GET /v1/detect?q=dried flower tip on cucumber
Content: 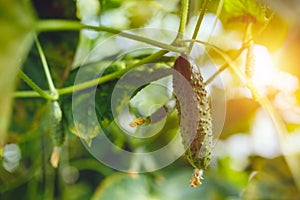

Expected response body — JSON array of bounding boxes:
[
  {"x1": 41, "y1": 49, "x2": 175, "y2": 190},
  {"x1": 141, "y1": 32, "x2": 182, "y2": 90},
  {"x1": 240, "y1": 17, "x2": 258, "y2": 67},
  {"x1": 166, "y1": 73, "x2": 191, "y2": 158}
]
[{"x1": 190, "y1": 169, "x2": 204, "y2": 187}]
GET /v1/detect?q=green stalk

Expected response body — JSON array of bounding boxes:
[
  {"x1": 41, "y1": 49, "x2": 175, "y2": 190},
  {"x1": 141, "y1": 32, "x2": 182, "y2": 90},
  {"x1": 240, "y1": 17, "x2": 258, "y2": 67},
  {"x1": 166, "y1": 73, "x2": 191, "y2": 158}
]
[
  {"x1": 205, "y1": 48, "x2": 246, "y2": 84},
  {"x1": 187, "y1": 0, "x2": 210, "y2": 54},
  {"x1": 13, "y1": 90, "x2": 41, "y2": 98},
  {"x1": 35, "y1": 36, "x2": 57, "y2": 95},
  {"x1": 59, "y1": 50, "x2": 168, "y2": 95},
  {"x1": 178, "y1": 0, "x2": 189, "y2": 35},
  {"x1": 35, "y1": 20, "x2": 184, "y2": 53},
  {"x1": 15, "y1": 50, "x2": 168, "y2": 98},
  {"x1": 17, "y1": 70, "x2": 55, "y2": 100},
  {"x1": 205, "y1": 12, "x2": 275, "y2": 84},
  {"x1": 206, "y1": 0, "x2": 223, "y2": 44},
  {"x1": 244, "y1": 22, "x2": 255, "y2": 78},
  {"x1": 16, "y1": 1, "x2": 191, "y2": 98}
]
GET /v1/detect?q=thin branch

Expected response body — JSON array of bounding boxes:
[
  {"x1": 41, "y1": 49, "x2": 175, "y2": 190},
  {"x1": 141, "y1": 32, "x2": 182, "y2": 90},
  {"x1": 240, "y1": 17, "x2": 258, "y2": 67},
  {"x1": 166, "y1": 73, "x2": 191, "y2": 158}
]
[
  {"x1": 207, "y1": 0, "x2": 224, "y2": 44},
  {"x1": 35, "y1": 35, "x2": 57, "y2": 96},
  {"x1": 178, "y1": 0, "x2": 189, "y2": 35},
  {"x1": 15, "y1": 50, "x2": 169, "y2": 98},
  {"x1": 17, "y1": 70, "x2": 56, "y2": 100},
  {"x1": 58, "y1": 50, "x2": 168, "y2": 95},
  {"x1": 205, "y1": 48, "x2": 247, "y2": 85},
  {"x1": 187, "y1": 0, "x2": 210, "y2": 55},
  {"x1": 36, "y1": 20, "x2": 184, "y2": 53}
]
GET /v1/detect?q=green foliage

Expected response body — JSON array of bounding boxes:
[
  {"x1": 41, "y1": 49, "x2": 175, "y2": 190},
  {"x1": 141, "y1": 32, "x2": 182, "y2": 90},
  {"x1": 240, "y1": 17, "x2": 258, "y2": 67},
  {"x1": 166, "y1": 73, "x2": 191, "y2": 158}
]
[
  {"x1": 1, "y1": 0, "x2": 300, "y2": 199},
  {"x1": 91, "y1": 173, "x2": 151, "y2": 200},
  {"x1": 129, "y1": 75, "x2": 172, "y2": 117},
  {"x1": 221, "y1": 98, "x2": 259, "y2": 139},
  {"x1": 243, "y1": 156, "x2": 300, "y2": 199},
  {"x1": 125, "y1": 1, "x2": 155, "y2": 28},
  {"x1": 91, "y1": 166, "x2": 244, "y2": 200},
  {"x1": 100, "y1": 0, "x2": 124, "y2": 10},
  {"x1": 61, "y1": 61, "x2": 125, "y2": 145},
  {"x1": 224, "y1": 0, "x2": 269, "y2": 22},
  {"x1": 0, "y1": 0, "x2": 35, "y2": 146}
]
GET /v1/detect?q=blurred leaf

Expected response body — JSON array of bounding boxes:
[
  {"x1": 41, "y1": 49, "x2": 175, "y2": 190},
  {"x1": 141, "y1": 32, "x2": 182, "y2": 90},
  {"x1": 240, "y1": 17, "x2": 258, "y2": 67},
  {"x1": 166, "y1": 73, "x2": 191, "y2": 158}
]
[
  {"x1": 91, "y1": 173, "x2": 152, "y2": 200},
  {"x1": 154, "y1": 168, "x2": 241, "y2": 200},
  {"x1": 61, "y1": 62, "x2": 125, "y2": 145},
  {"x1": 125, "y1": 1, "x2": 155, "y2": 28},
  {"x1": 73, "y1": 0, "x2": 101, "y2": 68},
  {"x1": 216, "y1": 157, "x2": 249, "y2": 189},
  {"x1": 258, "y1": 0, "x2": 300, "y2": 23},
  {"x1": 62, "y1": 91, "x2": 101, "y2": 146},
  {"x1": 221, "y1": 98, "x2": 259, "y2": 139},
  {"x1": 129, "y1": 75, "x2": 172, "y2": 117},
  {"x1": 273, "y1": 22, "x2": 300, "y2": 76},
  {"x1": 92, "y1": 167, "x2": 243, "y2": 200},
  {"x1": 63, "y1": 182, "x2": 93, "y2": 200},
  {"x1": 76, "y1": 0, "x2": 101, "y2": 20},
  {"x1": 242, "y1": 156, "x2": 300, "y2": 199},
  {"x1": 100, "y1": 0, "x2": 124, "y2": 11},
  {"x1": 224, "y1": 0, "x2": 268, "y2": 22},
  {"x1": 0, "y1": 1, "x2": 35, "y2": 146}
]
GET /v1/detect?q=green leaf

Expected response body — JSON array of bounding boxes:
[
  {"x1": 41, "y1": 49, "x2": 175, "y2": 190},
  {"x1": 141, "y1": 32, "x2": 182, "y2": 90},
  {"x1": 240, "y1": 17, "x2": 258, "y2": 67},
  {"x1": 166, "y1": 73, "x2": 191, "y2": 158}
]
[
  {"x1": 100, "y1": 0, "x2": 124, "y2": 10},
  {"x1": 221, "y1": 98, "x2": 259, "y2": 139},
  {"x1": 62, "y1": 57, "x2": 172, "y2": 148},
  {"x1": 93, "y1": 167, "x2": 243, "y2": 200},
  {"x1": 61, "y1": 62, "x2": 125, "y2": 146},
  {"x1": 76, "y1": 0, "x2": 101, "y2": 20},
  {"x1": 129, "y1": 75, "x2": 173, "y2": 117},
  {"x1": 62, "y1": 91, "x2": 101, "y2": 146},
  {"x1": 73, "y1": 0, "x2": 101, "y2": 69},
  {"x1": 0, "y1": 1, "x2": 35, "y2": 146},
  {"x1": 155, "y1": 168, "x2": 241, "y2": 200},
  {"x1": 125, "y1": 1, "x2": 155, "y2": 28},
  {"x1": 224, "y1": 0, "x2": 268, "y2": 22},
  {"x1": 63, "y1": 182, "x2": 93, "y2": 200},
  {"x1": 91, "y1": 173, "x2": 152, "y2": 200},
  {"x1": 242, "y1": 156, "x2": 300, "y2": 199}
]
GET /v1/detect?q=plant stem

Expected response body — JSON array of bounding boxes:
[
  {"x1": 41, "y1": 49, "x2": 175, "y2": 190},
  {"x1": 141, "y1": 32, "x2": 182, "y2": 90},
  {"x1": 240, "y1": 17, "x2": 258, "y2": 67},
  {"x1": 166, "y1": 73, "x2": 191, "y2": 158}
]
[
  {"x1": 36, "y1": 20, "x2": 184, "y2": 53},
  {"x1": 205, "y1": 12, "x2": 275, "y2": 84},
  {"x1": 187, "y1": 0, "x2": 210, "y2": 55},
  {"x1": 244, "y1": 22, "x2": 255, "y2": 78},
  {"x1": 35, "y1": 35, "x2": 58, "y2": 97},
  {"x1": 14, "y1": 90, "x2": 41, "y2": 98},
  {"x1": 59, "y1": 50, "x2": 168, "y2": 95},
  {"x1": 17, "y1": 70, "x2": 56, "y2": 100},
  {"x1": 14, "y1": 50, "x2": 169, "y2": 98},
  {"x1": 205, "y1": 48, "x2": 245, "y2": 85},
  {"x1": 206, "y1": 0, "x2": 223, "y2": 44},
  {"x1": 178, "y1": 0, "x2": 189, "y2": 35}
]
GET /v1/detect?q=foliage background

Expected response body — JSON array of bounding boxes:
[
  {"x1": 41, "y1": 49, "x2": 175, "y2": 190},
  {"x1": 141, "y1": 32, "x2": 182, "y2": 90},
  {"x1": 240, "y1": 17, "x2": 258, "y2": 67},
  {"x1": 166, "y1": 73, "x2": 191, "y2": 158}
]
[{"x1": 1, "y1": 0, "x2": 300, "y2": 199}]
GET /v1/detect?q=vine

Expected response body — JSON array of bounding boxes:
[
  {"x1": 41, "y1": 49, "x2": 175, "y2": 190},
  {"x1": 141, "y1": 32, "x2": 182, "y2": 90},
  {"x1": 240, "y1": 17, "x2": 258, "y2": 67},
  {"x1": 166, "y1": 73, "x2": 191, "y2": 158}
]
[{"x1": 4, "y1": 0, "x2": 299, "y2": 197}]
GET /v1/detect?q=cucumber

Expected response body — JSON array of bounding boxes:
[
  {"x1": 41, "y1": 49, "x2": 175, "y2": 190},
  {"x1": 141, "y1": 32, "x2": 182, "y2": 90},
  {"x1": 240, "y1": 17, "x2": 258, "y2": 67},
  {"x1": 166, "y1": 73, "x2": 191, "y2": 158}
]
[
  {"x1": 173, "y1": 55, "x2": 213, "y2": 186},
  {"x1": 51, "y1": 101, "x2": 65, "y2": 147}
]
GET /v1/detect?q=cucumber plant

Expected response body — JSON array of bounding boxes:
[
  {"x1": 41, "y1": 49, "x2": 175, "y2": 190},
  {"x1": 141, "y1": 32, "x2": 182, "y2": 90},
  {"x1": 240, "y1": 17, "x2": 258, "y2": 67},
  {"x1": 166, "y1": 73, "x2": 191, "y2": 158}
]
[{"x1": 2, "y1": 0, "x2": 297, "y2": 198}]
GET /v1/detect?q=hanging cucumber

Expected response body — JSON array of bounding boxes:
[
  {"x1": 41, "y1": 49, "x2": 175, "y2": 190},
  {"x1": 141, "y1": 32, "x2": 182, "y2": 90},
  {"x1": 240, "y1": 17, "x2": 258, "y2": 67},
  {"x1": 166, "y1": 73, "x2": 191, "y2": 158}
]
[{"x1": 173, "y1": 55, "x2": 213, "y2": 187}]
